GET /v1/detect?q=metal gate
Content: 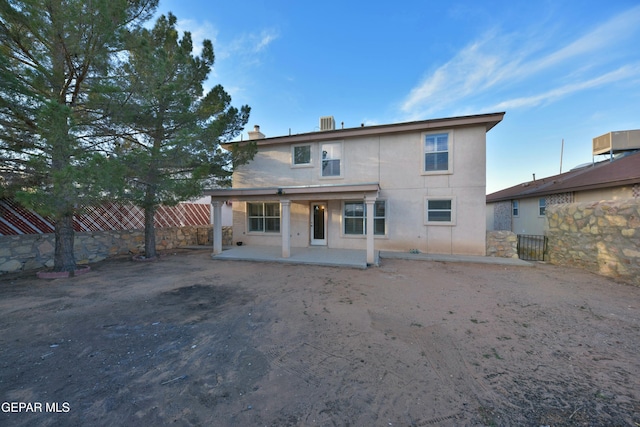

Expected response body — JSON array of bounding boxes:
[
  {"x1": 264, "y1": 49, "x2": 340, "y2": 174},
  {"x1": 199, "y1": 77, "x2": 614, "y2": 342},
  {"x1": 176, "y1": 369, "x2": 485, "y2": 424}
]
[{"x1": 517, "y1": 234, "x2": 547, "y2": 261}]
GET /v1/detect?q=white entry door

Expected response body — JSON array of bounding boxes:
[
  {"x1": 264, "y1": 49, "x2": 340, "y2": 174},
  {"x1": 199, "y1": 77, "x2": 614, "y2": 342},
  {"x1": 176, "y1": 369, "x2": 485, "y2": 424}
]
[{"x1": 310, "y1": 203, "x2": 327, "y2": 245}]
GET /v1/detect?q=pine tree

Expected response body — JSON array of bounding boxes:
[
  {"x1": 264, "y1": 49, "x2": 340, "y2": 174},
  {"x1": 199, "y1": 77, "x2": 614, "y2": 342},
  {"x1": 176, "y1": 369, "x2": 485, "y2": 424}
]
[
  {"x1": 0, "y1": 0, "x2": 158, "y2": 272},
  {"x1": 108, "y1": 13, "x2": 254, "y2": 259}
]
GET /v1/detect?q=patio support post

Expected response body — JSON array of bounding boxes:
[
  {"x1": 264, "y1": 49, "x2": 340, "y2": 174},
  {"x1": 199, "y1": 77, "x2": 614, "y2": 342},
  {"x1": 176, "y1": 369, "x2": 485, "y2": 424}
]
[
  {"x1": 365, "y1": 196, "x2": 376, "y2": 265},
  {"x1": 212, "y1": 200, "x2": 223, "y2": 255},
  {"x1": 281, "y1": 199, "x2": 291, "y2": 258}
]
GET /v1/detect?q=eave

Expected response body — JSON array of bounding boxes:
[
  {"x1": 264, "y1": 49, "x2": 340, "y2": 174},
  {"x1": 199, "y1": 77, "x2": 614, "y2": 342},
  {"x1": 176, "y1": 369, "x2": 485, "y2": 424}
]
[{"x1": 225, "y1": 112, "x2": 505, "y2": 147}]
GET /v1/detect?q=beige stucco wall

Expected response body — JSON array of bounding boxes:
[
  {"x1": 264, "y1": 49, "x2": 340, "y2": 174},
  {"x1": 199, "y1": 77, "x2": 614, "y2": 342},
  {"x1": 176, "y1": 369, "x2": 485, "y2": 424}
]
[
  {"x1": 512, "y1": 197, "x2": 546, "y2": 235},
  {"x1": 574, "y1": 186, "x2": 634, "y2": 202},
  {"x1": 232, "y1": 126, "x2": 488, "y2": 255}
]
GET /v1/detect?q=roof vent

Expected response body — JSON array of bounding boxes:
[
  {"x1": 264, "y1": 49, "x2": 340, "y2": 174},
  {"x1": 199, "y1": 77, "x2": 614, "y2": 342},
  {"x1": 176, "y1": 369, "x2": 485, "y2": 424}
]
[{"x1": 319, "y1": 116, "x2": 335, "y2": 131}]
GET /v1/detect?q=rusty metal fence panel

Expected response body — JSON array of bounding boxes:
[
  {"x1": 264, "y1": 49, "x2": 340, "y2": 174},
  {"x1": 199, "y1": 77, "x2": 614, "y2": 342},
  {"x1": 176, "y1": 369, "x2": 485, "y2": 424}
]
[
  {"x1": 517, "y1": 234, "x2": 548, "y2": 261},
  {"x1": 0, "y1": 198, "x2": 211, "y2": 235}
]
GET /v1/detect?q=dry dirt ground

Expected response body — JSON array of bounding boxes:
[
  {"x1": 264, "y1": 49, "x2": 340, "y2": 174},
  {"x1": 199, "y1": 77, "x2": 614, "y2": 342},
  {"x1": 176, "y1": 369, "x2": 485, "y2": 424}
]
[{"x1": 0, "y1": 249, "x2": 639, "y2": 427}]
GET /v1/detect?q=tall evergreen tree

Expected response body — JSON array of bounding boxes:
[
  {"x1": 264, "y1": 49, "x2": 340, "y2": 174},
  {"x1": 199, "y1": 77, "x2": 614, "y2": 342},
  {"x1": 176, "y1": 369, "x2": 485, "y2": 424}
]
[
  {"x1": 108, "y1": 13, "x2": 254, "y2": 259},
  {"x1": 0, "y1": 0, "x2": 158, "y2": 272}
]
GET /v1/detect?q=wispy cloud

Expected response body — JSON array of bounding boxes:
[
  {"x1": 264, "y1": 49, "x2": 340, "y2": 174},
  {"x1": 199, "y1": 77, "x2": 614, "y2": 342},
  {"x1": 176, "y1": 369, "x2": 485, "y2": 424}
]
[
  {"x1": 175, "y1": 18, "x2": 219, "y2": 57},
  {"x1": 225, "y1": 28, "x2": 280, "y2": 60},
  {"x1": 173, "y1": 18, "x2": 279, "y2": 64},
  {"x1": 487, "y1": 64, "x2": 640, "y2": 110},
  {"x1": 254, "y1": 29, "x2": 279, "y2": 52},
  {"x1": 400, "y1": 5, "x2": 640, "y2": 118}
]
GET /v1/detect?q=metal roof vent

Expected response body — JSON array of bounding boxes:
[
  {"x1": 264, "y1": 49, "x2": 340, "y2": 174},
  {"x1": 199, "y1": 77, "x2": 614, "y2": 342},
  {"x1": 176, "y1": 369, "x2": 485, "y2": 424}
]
[{"x1": 320, "y1": 116, "x2": 335, "y2": 131}]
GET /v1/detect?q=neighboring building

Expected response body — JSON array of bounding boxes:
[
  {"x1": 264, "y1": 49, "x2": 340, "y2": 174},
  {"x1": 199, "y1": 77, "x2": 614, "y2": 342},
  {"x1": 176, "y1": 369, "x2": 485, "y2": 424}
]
[
  {"x1": 206, "y1": 113, "x2": 505, "y2": 264},
  {"x1": 487, "y1": 130, "x2": 640, "y2": 235},
  {"x1": 191, "y1": 196, "x2": 233, "y2": 227}
]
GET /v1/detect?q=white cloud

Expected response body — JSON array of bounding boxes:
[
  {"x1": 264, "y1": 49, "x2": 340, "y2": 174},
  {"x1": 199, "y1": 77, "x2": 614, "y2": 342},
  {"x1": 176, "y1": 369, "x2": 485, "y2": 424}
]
[
  {"x1": 254, "y1": 29, "x2": 279, "y2": 52},
  {"x1": 529, "y1": 5, "x2": 640, "y2": 73},
  {"x1": 175, "y1": 18, "x2": 219, "y2": 57},
  {"x1": 225, "y1": 28, "x2": 279, "y2": 59},
  {"x1": 486, "y1": 64, "x2": 640, "y2": 110},
  {"x1": 400, "y1": 5, "x2": 640, "y2": 118}
]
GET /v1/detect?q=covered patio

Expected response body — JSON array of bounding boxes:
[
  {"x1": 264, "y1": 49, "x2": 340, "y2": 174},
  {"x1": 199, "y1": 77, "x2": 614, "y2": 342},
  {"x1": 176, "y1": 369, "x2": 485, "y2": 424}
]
[
  {"x1": 210, "y1": 245, "x2": 377, "y2": 269},
  {"x1": 206, "y1": 183, "x2": 380, "y2": 266}
]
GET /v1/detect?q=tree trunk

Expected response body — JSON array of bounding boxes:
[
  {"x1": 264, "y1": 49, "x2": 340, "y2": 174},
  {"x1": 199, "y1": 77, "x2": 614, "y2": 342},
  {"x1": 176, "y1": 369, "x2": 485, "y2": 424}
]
[
  {"x1": 144, "y1": 203, "x2": 157, "y2": 259},
  {"x1": 54, "y1": 213, "x2": 76, "y2": 272}
]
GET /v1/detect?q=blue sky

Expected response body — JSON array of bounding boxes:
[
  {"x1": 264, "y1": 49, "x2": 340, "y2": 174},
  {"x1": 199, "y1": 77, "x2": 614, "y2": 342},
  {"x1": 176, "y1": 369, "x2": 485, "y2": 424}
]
[{"x1": 154, "y1": 0, "x2": 640, "y2": 194}]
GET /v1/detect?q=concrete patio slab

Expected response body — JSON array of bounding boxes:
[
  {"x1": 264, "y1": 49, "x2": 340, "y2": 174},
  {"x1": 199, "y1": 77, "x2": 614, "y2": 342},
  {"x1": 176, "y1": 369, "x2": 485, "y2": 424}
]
[
  {"x1": 209, "y1": 245, "x2": 532, "y2": 268},
  {"x1": 211, "y1": 246, "x2": 375, "y2": 269},
  {"x1": 379, "y1": 251, "x2": 532, "y2": 266}
]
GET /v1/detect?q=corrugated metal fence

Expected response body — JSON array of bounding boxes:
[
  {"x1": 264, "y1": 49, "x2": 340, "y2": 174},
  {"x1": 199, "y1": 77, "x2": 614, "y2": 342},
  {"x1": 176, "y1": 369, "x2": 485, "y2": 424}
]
[{"x1": 0, "y1": 198, "x2": 210, "y2": 235}]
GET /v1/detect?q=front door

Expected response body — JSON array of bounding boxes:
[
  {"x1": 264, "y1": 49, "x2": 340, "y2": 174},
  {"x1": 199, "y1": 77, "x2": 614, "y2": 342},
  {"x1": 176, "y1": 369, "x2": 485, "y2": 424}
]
[{"x1": 310, "y1": 203, "x2": 327, "y2": 245}]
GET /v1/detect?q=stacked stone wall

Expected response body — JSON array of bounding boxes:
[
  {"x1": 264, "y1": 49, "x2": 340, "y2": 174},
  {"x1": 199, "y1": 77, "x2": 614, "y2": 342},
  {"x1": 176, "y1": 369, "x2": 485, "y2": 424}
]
[
  {"x1": 0, "y1": 225, "x2": 232, "y2": 274},
  {"x1": 546, "y1": 200, "x2": 640, "y2": 286},
  {"x1": 486, "y1": 230, "x2": 519, "y2": 258}
]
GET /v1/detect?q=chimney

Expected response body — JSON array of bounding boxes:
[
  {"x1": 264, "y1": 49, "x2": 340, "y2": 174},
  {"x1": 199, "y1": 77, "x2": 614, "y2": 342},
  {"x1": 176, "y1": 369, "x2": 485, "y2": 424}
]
[{"x1": 248, "y1": 125, "x2": 265, "y2": 140}]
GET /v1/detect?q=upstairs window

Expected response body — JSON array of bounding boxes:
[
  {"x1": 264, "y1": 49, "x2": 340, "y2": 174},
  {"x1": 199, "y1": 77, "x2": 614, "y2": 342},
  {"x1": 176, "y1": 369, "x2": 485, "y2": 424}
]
[
  {"x1": 292, "y1": 144, "x2": 311, "y2": 166},
  {"x1": 512, "y1": 200, "x2": 519, "y2": 217},
  {"x1": 321, "y1": 142, "x2": 341, "y2": 177},
  {"x1": 424, "y1": 132, "x2": 450, "y2": 173}
]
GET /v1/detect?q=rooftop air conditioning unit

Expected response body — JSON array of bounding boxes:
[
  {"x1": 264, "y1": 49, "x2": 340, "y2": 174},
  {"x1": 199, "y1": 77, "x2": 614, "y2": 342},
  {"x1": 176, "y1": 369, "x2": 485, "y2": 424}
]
[
  {"x1": 320, "y1": 116, "x2": 335, "y2": 131},
  {"x1": 593, "y1": 130, "x2": 640, "y2": 155}
]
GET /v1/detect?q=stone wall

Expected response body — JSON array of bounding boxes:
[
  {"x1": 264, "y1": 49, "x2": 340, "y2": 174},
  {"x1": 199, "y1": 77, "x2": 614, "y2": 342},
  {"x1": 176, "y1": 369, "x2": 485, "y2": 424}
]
[
  {"x1": 0, "y1": 225, "x2": 233, "y2": 274},
  {"x1": 546, "y1": 200, "x2": 640, "y2": 286},
  {"x1": 486, "y1": 230, "x2": 519, "y2": 258}
]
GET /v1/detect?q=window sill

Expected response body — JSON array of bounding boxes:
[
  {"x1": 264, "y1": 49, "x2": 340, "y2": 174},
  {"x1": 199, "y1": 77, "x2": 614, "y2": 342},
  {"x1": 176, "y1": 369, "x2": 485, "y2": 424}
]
[
  {"x1": 341, "y1": 234, "x2": 388, "y2": 239},
  {"x1": 246, "y1": 232, "x2": 282, "y2": 236},
  {"x1": 421, "y1": 170, "x2": 453, "y2": 176}
]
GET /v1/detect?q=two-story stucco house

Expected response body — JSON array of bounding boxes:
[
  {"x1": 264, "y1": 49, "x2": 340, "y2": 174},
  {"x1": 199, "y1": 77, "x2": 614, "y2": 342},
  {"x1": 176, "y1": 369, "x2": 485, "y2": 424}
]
[{"x1": 206, "y1": 112, "x2": 505, "y2": 265}]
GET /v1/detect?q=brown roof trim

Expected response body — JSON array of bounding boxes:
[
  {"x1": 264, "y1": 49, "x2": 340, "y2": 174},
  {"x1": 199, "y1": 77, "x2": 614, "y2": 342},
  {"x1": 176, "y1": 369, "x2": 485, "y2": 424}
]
[
  {"x1": 227, "y1": 112, "x2": 505, "y2": 147},
  {"x1": 487, "y1": 151, "x2": 640, "y2": 202},
  {"x1": 205, "y1": 183, "x2": 380, "y2": 201}
]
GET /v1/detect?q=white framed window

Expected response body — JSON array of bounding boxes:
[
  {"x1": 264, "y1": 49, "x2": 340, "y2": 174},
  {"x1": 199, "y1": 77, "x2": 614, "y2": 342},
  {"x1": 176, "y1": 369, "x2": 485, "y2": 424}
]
[
  {"x1": 425, "y1": 197, "x2": 455, "y2": 225},
  {"x1": 321, "y1": 142, "x2": 342, "y2": 177},
  {"x1": 247, "y1": 202, "x2": 280, "y2": 233},
  {"x1": 343, "y1": 200, "x2": 386, "y2": 235},
  {"x1": 512, "y1": 200, "x2": 519, "y2": 217},
  {"x1": 292, "y1": 144, "x2": 312, "y2": 167},
  {"x1": 423, "y1": 131, "x2": 452, "y2": 174},
  {"x1": 538, "y1": 198, "x2": 546, "y2": 216}
]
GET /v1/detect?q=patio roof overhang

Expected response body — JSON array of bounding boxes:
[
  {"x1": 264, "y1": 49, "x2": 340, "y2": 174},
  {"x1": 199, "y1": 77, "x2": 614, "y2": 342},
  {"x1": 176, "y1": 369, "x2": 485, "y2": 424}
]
[
  {"x1": 205, "y1": 182, "x2": 380, "y2": 202},
  {"x1": 206, "y1": 183, "x2": 380, "y2": 265}
]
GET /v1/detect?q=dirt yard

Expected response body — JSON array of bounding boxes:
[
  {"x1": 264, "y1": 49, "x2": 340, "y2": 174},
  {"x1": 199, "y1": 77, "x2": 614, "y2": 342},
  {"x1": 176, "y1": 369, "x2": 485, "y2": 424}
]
[{"x1": 0, "y1": 250, "x2": 638, "y2": 426}]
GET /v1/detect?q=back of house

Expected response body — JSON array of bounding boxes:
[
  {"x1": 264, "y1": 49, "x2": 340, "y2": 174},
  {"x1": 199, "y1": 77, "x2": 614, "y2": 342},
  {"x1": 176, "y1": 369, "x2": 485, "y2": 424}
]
[{"x1": 207, "y1": 112, "x2": 504, "y2": 259}]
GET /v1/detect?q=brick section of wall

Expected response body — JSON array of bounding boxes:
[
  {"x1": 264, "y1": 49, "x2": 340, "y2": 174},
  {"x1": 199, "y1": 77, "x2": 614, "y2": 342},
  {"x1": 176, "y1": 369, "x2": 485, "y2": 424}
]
[
  {"x1": 547, "y1": 192, "x2": 574, "y2": 205},
  {"x1": 0, "y1": 225, "x2": 233, "y2": 274},
  {"x1": 0, "y1": 199, "x2": 211, "y2": 236},
  {"x1": 486, "y1": 230, "x2": 519, "y2": 258},
  {"x1": 546, "y1": 199, "x2": 640, "y2": 286}
]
